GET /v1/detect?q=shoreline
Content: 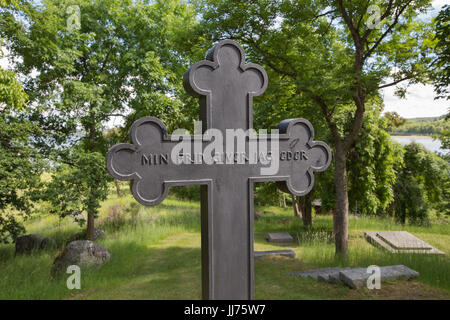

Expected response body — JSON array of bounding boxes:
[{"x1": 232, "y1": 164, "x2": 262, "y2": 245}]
[
  {"x1": 389, "y1": 135, "x2": 448, "y2": 154},
  {"x1": 389, "y1": 133, "x2": 436, "y2": 137}
]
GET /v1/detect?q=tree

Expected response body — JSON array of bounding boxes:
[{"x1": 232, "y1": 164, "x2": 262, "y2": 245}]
[
  {"x1": 383, "y1": 111, "x2": 406, "y2": 131},
  {"x1": 431, "y1": 5, "x2": 449, "y2": 153},
  {"x1": 42, "y1": 147, "x2": 109, "y2": 229},
  {"x1": 249, "y1": 44, "x2": 330, "y2": 227},
  {"x1": 196, "y1": 0, "x2": 435, "y2": 257},
  {"x1": 1, "y1": 0, "x2": 196, "y2": 239},
  {"x1": 104, "y1": 128, "x2": 126, "y2": 198},
  {"x1": 0, "y1": 66, "x2": 44, "y2": 243},
  {"x1": 431, "y1": 4, "x2": 449, "y2": 100},
  {"x1": 298, "y1": 190, "x2": 314, "y2": 226},
  {"x1": 390, "y1": 143, "x2": 449, "y2": 224},
  {"x1": 347, "y1": 104, "x2": 403, "y2": 216}
]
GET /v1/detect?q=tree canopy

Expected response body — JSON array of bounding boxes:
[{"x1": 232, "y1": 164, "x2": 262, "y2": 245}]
[
  {"x1": 0, "y1": 0, "x2": 447, "y2": 258},
  {"x1": 390, "y1": 143, "x2": 449, "y2": 224},
  {"x1": 0, "y1": 0, "x2": 198, "y2": 239},
  {"x1": 0, "y1": 66, "x2": 44, "y2": 243},
  {"x1": 193, "y1": 0, "x2": 437, "y2": 257}
]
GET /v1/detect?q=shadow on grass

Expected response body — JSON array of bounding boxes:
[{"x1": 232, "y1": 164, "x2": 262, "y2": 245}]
[
  {"x1": 78, "y1": 242, "x2": 202, "y2": 300},
  {"x1": 0, "y1": 244, "x2": 15, "y2": 263},
  {"x1": 81, "y1": 241, "x2": 348, "y2": 300},
  {"x1": 1, "y1": 231, "x2": 449, "y2": 299},
  {"x1": 0, "y1": 236, "x2": 203, "y2": 300}
]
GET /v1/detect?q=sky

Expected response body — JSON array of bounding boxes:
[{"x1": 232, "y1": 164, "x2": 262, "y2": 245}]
[
  {"x1": 1, "y1": 0, "x2": 448, "y2": 119},
  {"x1": 380, "y1": 0, "x2": 449, "y2": 119},
  {"x1": 381, "y1": 83, "x2": 448, "y2": 118}
]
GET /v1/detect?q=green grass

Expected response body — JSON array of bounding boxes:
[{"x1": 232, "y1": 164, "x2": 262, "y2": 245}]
[{"x1": 0, "y1": 186, "x2": 449, "y2": 299}]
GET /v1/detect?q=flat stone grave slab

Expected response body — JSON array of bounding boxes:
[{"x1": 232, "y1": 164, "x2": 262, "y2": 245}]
[
  {"x1": 266, "y1": 232, "x2": 294, "y2": 244},
  {"x1": 288, "y1": 267, "x2": 352, "y2": 282},
  {"x1": 289, "y1": 265, "x2": 419, "y2": 289},
  {"x1": 254, "y1": 250, "x2": 296, "y2": 259},
  {"x1": 339, "y1": 265, "x2": 419, "y2": 289},
  {"x1": 365, "y1": 231, "x2": 444, "y2": 254},
  {"x1": 317, "y1": 268, "x2": 353, "y2": 283}
]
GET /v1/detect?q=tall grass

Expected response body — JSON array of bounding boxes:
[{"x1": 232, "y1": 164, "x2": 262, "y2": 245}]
[
  {"x1": 253, "y1": 204, "x2": 450, "y2": 292},
  {"x1": 0, "y1": 187, "x2": 448, "y2": 299},
  {"x1": 0, "y1": 193, "x2": 202, "y2": 299}
]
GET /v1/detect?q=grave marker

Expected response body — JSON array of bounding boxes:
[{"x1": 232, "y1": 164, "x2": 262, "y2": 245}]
[
  {"x1": 365, "y1": 231, "x2": 444, "y2": 254},
  {"x1": 106, "y1": 40, "x2": 332, "y2": 299},
  {"x1": 266, "y1": 232, "x2": 294, "y2": 244}
]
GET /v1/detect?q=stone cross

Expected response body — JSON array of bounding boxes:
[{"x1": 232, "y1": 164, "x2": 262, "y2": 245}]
[{"x1": 106, "y1": 40, "x2": 331, "y2": 299}]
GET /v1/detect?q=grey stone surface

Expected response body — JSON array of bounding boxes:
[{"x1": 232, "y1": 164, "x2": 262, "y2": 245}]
[
  {"x1": 339, "y1": 265, "x2": 419, "y2": 289},
  {"x1": 336, "y1": 268, "x2": 369, "y2": 288},
  {"x1": 365, "y1": 231, "x2": 444, "y2": 254},
  {"x1": 51, "y1": 240, "x2": 110, "y2": 276},
  {"x1": 254, "y1": 250, "x2": 296, "y2": 259},
  {"x1": 70, "y1": 228, "x2": 106, "y2": 242},
  {"x1": 105, "y1": 39, "x2": 332, "y2": 300},
  {"x1": 378, "y1": 231, "x2": 431, "y2": 249},
  {"x1": 289, "y1": 267, "x2": 350, "y2": 280},
  {"x1": 289, "y1": 265, "x2": 419, "y2": 289},
  {"x1": 15, "y1": 234, "x2": 57, "y2": 255},
  {"x1": 317, "y1": 268, "x2": 353, "y2": 283},
  {"x1": 266, "y1": 232, "x2": 294, "y2": 244}
]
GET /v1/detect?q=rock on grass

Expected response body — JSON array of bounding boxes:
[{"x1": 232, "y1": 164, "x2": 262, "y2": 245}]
[
  {"x1": 51, "y1": 240, "x2": 110, "y2": 277},
  {"x1": 15, "y1": 234, "x2": 57, "y2": 255}
]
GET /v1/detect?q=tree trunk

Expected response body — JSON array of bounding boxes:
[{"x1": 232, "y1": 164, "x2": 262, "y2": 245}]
[
  {"x1": 86, "y1": 213, "x2": 95, "y2": 240},
  {"x1": 333, "y1": 144, "x2": 349, "y2": 259},
  {"x1": 291, "y1": 194, "x2": 301, "y2": 218},
  {"x1": 400, "y1": 202, "x2": 406, "y2": 225},
  {"x1": 114, "y1": 179, "x2": 121, "y2": 197},
  {"x1": 302, "y1": 191, "x2": 313, "y2": 227},
  {"x1": 85, "y1": 114, "x2": 97, "y2": 241}
]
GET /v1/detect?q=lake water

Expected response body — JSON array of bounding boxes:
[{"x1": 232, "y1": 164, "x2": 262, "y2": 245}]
[{"x1": 391, "y1": 135, "x2": 449, "y2": 154}]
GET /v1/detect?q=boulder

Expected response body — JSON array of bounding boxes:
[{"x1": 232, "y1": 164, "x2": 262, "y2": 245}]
[
  {"x1": 51, "y1": 240, "x2": 110, "y2": 276},
  {"x1": 40, "y1": 237, "x2": 57, "y2": 250},
  {"x1": 70, "y1": 228, "x2": 105, "y2": 242},
  {"x1": 15, "y1": 234, "x2": 57, "y2": 255}
]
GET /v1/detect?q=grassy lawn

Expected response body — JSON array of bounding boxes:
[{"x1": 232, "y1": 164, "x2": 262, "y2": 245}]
[{"x1": 0, "y1": 185, "x2": 449, "y2": 300}]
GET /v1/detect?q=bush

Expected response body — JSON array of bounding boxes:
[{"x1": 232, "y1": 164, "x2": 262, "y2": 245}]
[{"x1": 170, "y1": 186, "x2": 200, "y2": 201}]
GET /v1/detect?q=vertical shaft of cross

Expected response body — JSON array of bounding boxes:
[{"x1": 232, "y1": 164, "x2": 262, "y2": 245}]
[
  {"x1": 184, "y1": 40, "x2": 267, "y2": 299},
  {"x1": 106, "y1": 39, "x2": 332, "y2": 301},
  {"x1": 201, "y1": 174, "x2": 254, "y2": 299}
]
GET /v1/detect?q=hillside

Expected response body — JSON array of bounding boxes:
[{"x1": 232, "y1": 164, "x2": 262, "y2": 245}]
[{"x1": 390, "y1": 116, "x2": 450, "y2": 136}]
